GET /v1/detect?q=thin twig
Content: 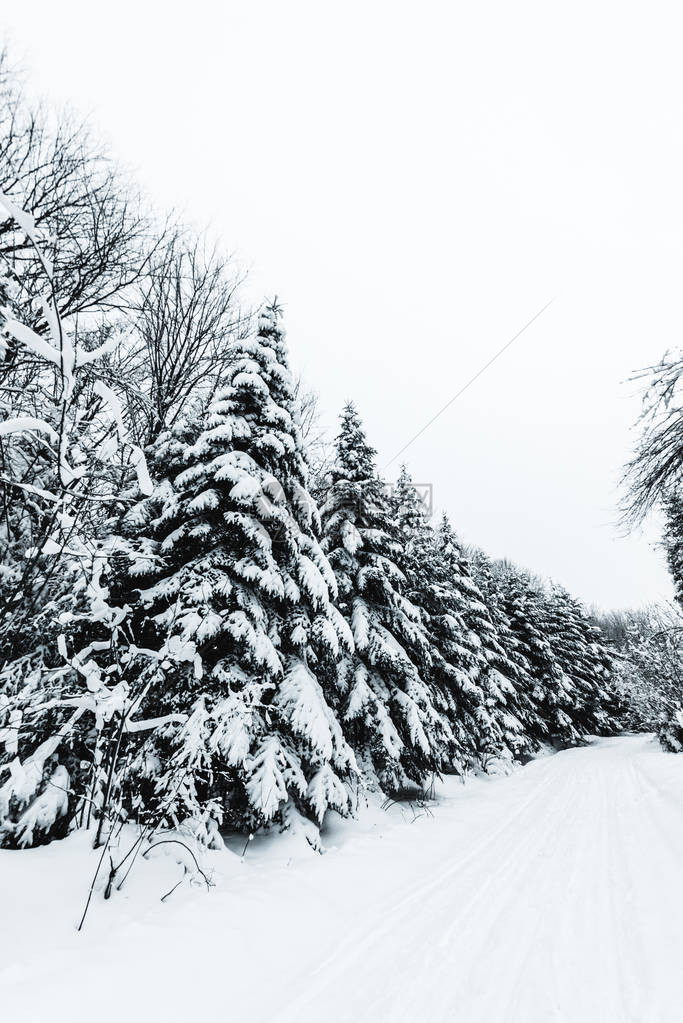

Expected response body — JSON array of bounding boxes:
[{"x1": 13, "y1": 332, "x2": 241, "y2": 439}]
[{"x1": 143, "y1": 839, "x2": 212, "y2": 891}]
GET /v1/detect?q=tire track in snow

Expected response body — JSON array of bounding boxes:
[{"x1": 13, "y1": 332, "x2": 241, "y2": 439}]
[
  {"x1": 339, "y1": 777, "x2": 580, "y2": 1023},
  {"x1": 430, "y1": 760, "x2": 593, "y2": 1023},
  {"x1": 274, "y1": 755, "x2": 573, "y2": 1023}
]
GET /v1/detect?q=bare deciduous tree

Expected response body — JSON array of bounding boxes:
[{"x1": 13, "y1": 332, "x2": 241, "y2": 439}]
[
  {"x1": 0, "y1": 49, "x2": 159, "y2": 326},
  {"x1": 124, "y1": 230, "x2": 248, "y2": 445},
  {"x1": 293, "y1": 376, "x2": 333, "y2": 489},
  {"x1": 622, "y1": 351, "x2": 683, "y2": 523}
]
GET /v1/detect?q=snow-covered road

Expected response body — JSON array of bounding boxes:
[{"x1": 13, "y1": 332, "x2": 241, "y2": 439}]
[{"x1": 3, "y1": 735, "x2": 682, "y2": 1022}]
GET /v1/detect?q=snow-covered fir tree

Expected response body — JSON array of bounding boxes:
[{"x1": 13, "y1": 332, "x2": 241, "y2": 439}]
[
  {"x1": 542, "y1": 585, "x2": 616, "y2": 736},
  {"x1": 498, "y1": 570, "x2": 595, "y2": 746},
  {"x1": 110, "y1": 301, "x2": 357, "y2": 840},
  {"x1": 664, "y1": 491, "x2": 683, "y2": 609},
  {"x1": 319, "y1": 407, "x2": 443, "y2": 791},
  {"x1": 468, "y1": 552, "x2": 541, "y2": 758},
  {"x1": 436, "y1": 520, "x2": 532, "y2": 762},
  {"x1": 492, "y1": 568, "x2": 617, "y2": 744},
  {"x1": 388, "y1": 468, "x2": 471, "y2": 772}
]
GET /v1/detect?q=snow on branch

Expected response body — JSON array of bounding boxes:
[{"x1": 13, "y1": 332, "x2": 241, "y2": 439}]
[{"x1": 0, "y1": 190, "x2": 152, "y2": 497}]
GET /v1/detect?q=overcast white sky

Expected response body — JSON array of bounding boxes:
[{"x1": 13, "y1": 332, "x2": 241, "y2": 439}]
[{"x1": 2, "y1": 0, "x2": 680, "y2": 609}]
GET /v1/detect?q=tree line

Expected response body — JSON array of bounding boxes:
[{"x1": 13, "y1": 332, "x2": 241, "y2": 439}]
[{"x1": 0, "y1": 52, "x2": 675, "y2": 860}]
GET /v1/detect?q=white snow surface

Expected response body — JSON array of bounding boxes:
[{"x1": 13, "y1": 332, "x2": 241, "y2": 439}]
[{"x1": 2, "y1": 735, "x2": 682, "y2": 1022}]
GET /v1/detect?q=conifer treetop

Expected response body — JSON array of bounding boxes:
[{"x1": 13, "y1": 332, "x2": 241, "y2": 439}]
[{"x1": 331, "y1": 402, "x2": 378, "y2": 483}]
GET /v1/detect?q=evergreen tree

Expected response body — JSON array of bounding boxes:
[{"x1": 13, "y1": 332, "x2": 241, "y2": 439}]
[
  {"x1": 113, "y1": 302, "x2": 357, "y2": 838},
  {"x1": 500, "y1": 571, "x2": 581, "y2": 746},
  {"x1": 470, "y1": 554, "x2": 541, "y2": 758},
  {"x1": 436, "y1": 519, "x2": 530, "y2": 762},
  {"x1": 543, "y1": 585, "x2": 615, "y2": 736},
  {"x1": 389, "y1": 469, "x2": 471, "y2": 771},
  {"x1": 664, "y1": 491, "x2": 683, "y2": 609},
  {"x1": 320, "y1": 407, "x2": 441, "y2": 791}
]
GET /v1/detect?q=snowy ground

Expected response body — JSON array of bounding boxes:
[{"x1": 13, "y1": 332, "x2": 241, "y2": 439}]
[{"x1": 2, "y1": 734, "x2": 681, "y2": 1023}]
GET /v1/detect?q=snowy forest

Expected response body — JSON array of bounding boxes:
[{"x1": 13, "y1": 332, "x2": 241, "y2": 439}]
[{"x1": 1, "y1": 47, "x2": 683, "y2": 872}]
